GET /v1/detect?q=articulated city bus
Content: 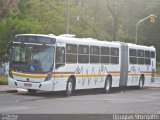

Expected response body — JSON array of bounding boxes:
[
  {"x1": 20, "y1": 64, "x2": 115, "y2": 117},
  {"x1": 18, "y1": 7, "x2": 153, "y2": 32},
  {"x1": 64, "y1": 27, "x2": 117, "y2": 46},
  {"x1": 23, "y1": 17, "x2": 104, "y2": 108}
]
[{"x1": 8, "y1": 34, "x2": 156, "y2": 96}]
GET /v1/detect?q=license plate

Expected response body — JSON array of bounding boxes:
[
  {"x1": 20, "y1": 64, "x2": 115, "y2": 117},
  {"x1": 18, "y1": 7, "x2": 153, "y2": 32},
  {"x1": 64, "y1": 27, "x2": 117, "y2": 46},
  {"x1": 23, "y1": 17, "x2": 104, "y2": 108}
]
[{"x1": 24, "y1": 83, "x2": 32, "y2": 87}]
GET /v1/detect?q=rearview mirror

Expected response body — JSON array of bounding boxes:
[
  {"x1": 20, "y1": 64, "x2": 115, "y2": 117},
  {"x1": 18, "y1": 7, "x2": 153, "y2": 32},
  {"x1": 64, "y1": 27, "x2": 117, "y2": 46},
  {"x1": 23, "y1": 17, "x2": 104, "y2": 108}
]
[{"x1": 6, "y1": 42, "x2": 13, "y2": 55}]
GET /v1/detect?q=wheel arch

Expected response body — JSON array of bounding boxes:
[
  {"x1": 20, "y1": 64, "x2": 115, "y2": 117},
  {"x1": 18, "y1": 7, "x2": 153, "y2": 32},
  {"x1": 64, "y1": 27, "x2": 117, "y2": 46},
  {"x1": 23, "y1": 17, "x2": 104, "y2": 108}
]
[
  {"x1": 68, "y1": 75, "x2": 76, "y2": 90},
  {"x1": 140, "y1": 74, "x2": 145, "y2": 85},
  {"x1": 106, "y1": 74, "x2": 112, "y2": 86}
]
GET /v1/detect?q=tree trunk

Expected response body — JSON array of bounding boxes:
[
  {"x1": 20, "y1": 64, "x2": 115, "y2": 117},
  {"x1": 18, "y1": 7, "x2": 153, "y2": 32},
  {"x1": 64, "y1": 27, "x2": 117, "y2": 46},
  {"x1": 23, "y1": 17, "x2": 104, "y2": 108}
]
[
  {"x1": 0, "y1": 0, "x2": 14, "y2": 20},
  {"x1": 112, "y1": 18, "x2": 118, "y2": 41}
]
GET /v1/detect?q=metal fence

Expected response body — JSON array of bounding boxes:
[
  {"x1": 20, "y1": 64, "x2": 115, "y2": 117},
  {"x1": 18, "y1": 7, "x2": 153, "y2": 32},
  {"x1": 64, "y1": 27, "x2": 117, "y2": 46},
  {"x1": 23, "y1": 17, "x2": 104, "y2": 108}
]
[
  {"x1": 0, "y1": 63, "x2": 9, "y2": 76},
  {"x1": 0, "y1": 67, "x2": 5, "y2": 75}
]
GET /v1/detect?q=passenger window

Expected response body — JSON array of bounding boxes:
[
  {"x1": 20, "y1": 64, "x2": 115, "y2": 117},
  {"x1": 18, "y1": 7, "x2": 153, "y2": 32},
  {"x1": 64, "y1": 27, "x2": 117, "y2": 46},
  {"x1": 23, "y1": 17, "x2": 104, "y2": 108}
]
[
  {"x1": 78, "y1": 45, "x2": 89, "y2": 63},
  {"x1": 111, "y1": 57, "x2": 119, "y2": 64},
  {"x1": 137, "y1": 50, "x2": 144, "y2": 64},
  {"x1": 90, "y1": 46, "x2": 99, "y2": 55},
  {"x1": 90, "y1": 46, "x2": 100, "y2": 63},
  {"x1": 137, "y1": 50, "x2": 144, "y2": 57},
  {"x1": 145, "y1": 51, "x2": 151, "y2": 65},
  {"x1": 145, "y1": 58, "x2": 151, "y2": 65},
  {"x1": 111, "y1": 48, "x2": 119, "y2": 56},
  {"x1": 130, "y1": 57, "x2": 137, "y2": 64},
  {"x1": 66, "y1": 44, "x2": 77, "y2": 53},
  {"x1": 101, "y1": 47, "x2": 110, "y2": 55},
  {"x1": 111, "y1": 48, "x2": 119, "y2": 64},
  {"x1": 101, "y1": 47, "x2": 110, "y2": 64},
  {"x1": 145, "y1": 51, "x2": 150, "y2": 58},
  {"x1": 130, "y1": 49, "x2": 137, "y2": 56},
  {"x1": 66, "y1": 44, "x2": 77, "y2": 63},
  {"x1": 151, "y1": 51, "x2": 155, "y2": 58},
  {"x1": 138, "y1": 58, "x2": 144, "y2": 64},
  {"x1": 129, "y1": 49, "x2": 137, "y2": 64}
]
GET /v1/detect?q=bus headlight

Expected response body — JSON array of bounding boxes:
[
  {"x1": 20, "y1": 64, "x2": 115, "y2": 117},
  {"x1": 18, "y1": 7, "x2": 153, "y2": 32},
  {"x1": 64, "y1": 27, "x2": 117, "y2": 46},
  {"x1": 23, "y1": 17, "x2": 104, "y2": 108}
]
[{"x1": 44, "y1": 73, "x2": 52, "y2": 81}]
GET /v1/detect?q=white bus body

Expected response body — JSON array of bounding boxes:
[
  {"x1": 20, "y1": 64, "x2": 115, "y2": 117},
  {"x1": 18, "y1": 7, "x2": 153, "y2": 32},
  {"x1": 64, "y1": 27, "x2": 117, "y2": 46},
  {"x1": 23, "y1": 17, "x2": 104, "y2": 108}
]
[{"x1": 8, "y1": 34, "x2": 156, "y2": 95}]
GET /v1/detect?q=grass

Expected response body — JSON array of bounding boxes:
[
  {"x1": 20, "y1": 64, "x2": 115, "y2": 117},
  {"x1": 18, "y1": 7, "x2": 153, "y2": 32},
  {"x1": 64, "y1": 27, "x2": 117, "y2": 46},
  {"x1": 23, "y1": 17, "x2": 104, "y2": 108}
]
[
  {"x1": 156, "y1": 63, "x2": 160, "y2": 76},
  {"x1": 0, "y1": 76, "x2": 8, "y2": 85},
  {"x1": 157, "y1": 62, "x2": 160, "y2": 76}
]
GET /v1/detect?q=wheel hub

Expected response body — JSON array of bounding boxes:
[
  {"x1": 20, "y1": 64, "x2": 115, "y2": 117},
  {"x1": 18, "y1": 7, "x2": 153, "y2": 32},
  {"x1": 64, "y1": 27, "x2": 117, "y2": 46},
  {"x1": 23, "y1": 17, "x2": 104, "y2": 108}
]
[
  {"x1": 68, "y1": 82, "x2": 72, "y2": 92},
  {"x1": 106, "y1": 80, "x2": 110, "y2": 91}
]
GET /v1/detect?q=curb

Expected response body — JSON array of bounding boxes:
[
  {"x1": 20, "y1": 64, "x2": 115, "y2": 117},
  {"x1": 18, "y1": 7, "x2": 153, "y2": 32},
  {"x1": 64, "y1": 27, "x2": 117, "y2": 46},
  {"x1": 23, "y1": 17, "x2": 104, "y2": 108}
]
[
  {"x1": 144, "y1": 83, "x2": 160, "y2": 88},
  {"x1": 0, "y1": 85, "x2": 15, "y2": 92},
  {"x1": 0, "y1": 85, "x2": 28, "y2": 93}
]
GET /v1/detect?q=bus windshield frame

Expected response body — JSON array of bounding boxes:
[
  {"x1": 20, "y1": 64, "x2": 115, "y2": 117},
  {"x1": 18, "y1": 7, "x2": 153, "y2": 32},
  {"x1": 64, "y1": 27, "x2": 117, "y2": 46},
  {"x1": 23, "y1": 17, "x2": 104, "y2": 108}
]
[
  {"x1": 10, "y1": 43, "x2": 55, "y2": 73},
  {"x1": 14, "y1": 35, "x2": 56, "y2": 45}
]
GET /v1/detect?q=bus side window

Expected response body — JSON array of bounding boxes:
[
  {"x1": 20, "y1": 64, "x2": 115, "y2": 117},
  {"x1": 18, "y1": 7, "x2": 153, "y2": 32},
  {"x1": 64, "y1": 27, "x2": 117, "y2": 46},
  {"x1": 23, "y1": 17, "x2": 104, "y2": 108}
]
[
  {"x1": 78, "y1": 45, "x2": 89, "y2": 63},
  {"x1": 129, "y1": 49, "x2": 137, "y2": 64},
  {"x1": 145, "y1": 50, "x2": 151, "y2": 65},
  {"x1": 110, "y1": 48, "x2": 119, "y2": 64},
  {"x1": 137, "y1": 50, "x2": 144, "y2": 64},
  {"x1": 66, "y1": 44, "x2": 77, "y2": 63},
  {"x1": 90, "y1": 46, "x2": 100, "y2": 63},
  {"x1": 151, "y1": 51, "x2": 155, "y2": 58},
  {"x1": 101, "y1": 47, "x2": 110, "y2": 64},
  {"x1": 56, "y1": 46, "x2": 65, "y2": 69}
]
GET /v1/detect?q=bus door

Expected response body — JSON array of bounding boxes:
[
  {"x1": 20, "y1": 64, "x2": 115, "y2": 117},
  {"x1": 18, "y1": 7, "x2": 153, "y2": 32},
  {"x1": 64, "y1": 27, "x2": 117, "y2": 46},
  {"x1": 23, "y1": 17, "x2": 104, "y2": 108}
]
[
  {"x1": 119, "y1": 43, "x2": 128, "y2": 87},
  {"x1": 55, "y1": 43, "x2": 66, "y2": 69}
]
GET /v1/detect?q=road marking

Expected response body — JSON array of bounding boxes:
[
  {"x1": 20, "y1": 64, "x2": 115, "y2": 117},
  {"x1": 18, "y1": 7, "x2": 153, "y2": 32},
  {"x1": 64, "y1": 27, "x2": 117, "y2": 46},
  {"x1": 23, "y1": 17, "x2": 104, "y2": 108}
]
[{"x1": 0, "y1": 106, "x2": 34, "y2": 112}]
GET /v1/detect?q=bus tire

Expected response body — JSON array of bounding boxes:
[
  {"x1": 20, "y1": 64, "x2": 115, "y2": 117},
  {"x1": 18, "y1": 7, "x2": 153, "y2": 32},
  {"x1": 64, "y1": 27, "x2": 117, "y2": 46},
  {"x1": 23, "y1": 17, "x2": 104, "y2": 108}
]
[
  {"x1": 28, "y1": 89, "x2": 37, "y2": 94},
  {"x1": 138, "y1": 76, "x2": 144, "y2": 89},
  {"x1": 65, "y1": 78, "x2": 74, "y2": 96},
  {"x1": 104, "y1": 76, "x2": 112, "y2": 93}
]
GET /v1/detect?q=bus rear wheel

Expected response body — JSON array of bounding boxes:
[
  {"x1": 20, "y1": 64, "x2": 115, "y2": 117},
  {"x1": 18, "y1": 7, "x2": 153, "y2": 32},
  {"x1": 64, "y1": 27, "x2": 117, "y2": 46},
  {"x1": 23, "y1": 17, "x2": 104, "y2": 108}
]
[
  {"x1": 104, "y1": 77, "x2": 111, "y2": 93},
  {"x1": 65, "y1": 78, "x2": 74, "y2": 96},
  {"x1": 138, "y1": 76, "x2": 144, "y2": 89}
]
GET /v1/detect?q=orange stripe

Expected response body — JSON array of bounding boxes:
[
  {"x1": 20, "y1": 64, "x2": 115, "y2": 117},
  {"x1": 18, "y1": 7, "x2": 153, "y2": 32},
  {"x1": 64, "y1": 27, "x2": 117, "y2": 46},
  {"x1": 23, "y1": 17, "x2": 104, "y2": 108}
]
[
  {"x1": 12, "y1": 70, "x2": 49, "y2": 75},
  {"x1": 53, "y1": 72, "x2": 75, "y2": 74},
  {"x1": 12, "y1": 70, "x2": 153, "y2": 79},
  {"x1": 12, "y1": 72, "x2": 46, "y2": 78}
]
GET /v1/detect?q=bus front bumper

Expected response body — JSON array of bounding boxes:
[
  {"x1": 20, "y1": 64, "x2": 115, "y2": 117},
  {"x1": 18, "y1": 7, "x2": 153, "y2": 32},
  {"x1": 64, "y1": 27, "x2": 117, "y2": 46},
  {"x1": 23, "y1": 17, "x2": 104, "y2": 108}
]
[{"x1": 8, "y1": 77, "x2": 53, "y2": 91}]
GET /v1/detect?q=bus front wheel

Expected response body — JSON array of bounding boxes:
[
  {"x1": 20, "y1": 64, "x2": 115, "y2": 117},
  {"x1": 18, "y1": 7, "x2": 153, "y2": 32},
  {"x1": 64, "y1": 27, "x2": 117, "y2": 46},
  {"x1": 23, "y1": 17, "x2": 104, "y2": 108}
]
[
  {"x1": 65, "y1": 78, "x2": 74, "y2": 96},
  {"x1": 28, "y1": 89, "x2": 37, "y2": 94},
  {"x1": 104, "y1": 77, "x2": 112, "y2": 93}
]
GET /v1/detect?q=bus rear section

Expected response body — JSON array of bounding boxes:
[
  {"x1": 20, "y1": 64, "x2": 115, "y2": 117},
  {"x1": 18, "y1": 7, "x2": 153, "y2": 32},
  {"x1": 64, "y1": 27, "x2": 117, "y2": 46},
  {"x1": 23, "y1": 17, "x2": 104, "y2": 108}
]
[{"x1": 119, "y1": 43, "x2": 156, "y2": 88}]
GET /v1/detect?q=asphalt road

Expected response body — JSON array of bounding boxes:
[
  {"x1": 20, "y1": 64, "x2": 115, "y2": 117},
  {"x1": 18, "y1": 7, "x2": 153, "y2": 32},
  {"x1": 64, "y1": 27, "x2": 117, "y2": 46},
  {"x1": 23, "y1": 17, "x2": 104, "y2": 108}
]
[{"x1": 0, "y1": 87, "x2": 160, "y2": 114}]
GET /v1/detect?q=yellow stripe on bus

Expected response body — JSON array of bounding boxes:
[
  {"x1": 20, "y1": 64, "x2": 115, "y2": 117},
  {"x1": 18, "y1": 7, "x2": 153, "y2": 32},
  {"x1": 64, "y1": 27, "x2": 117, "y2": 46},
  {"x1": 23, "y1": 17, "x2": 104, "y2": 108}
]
[
  {"x1": 53, "y1": 74, "x2": 120, "y2": 79},
  {"x1": 12, "y1": 72, "x2": 46, "y2": 79},
  {"x1": 12, "y1": 71, "x2": 153, "y2": 79}
]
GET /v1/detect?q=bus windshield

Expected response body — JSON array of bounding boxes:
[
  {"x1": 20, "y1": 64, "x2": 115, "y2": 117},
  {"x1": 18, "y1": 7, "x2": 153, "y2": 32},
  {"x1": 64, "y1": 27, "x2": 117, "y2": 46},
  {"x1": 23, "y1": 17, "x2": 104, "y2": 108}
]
[{"x1": 10, "y1": 44, "x2": 55, "y2": 73}]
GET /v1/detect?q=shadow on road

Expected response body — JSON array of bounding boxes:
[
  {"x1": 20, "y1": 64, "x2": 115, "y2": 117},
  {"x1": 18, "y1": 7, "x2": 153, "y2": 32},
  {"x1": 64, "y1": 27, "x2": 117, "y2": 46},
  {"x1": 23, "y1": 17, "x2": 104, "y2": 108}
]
[{"x1": 4, "y1": 87, "x2": 148, "y2": 99}]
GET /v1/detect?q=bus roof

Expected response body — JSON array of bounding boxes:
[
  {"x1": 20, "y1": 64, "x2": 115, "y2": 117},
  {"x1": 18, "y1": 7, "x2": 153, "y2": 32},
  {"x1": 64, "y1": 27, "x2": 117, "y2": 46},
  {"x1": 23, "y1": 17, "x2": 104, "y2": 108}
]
[
  {"x1": 127, "y1": 43, "x2": 155, "y2": 51},
  {"x1": 56, "y1": 36, "x2": 121, "y2": 47},
  {"x1": 15, "y1": 34, "x2": 155, "y2": 50}
]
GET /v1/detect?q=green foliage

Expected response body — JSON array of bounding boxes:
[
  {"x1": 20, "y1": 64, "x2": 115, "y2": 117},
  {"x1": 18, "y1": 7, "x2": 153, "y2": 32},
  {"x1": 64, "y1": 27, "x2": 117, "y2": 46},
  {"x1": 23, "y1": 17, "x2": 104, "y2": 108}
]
[
  {"x1": 18, "y1": 0, "x2": 31, "y2": 19},
  {"x1": 0, "y1": 0, "x2": 159, "y2": 62},
  {"x1": 0, "y1": 76, "x2": 8, "y2": 85},
  {"x1": 0, "y1": 18, "x2": 41, "y2": 59},
  {"x1": 0, "y1": 0, "x2": 6, "y2": 8},
  {"x1": 24, "y1": 0, "x2": 66, "y2": 35}
]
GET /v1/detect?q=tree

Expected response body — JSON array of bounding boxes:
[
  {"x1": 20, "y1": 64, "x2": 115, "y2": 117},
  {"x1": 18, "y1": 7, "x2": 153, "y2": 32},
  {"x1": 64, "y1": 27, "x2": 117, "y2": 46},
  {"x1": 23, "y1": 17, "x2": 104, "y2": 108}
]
[
  {"x1": 0, "y1": 18, "x2": 41, "y2": 61},
  {"x1": 0, "y1": 0, "x2": 160, "y2": 62},
  {"x1": 0, "y1": 0, "x2": 18, "y2": 20},
  {"x1": 106, "y1": 0, "x2": 125, "y2": 41}
]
